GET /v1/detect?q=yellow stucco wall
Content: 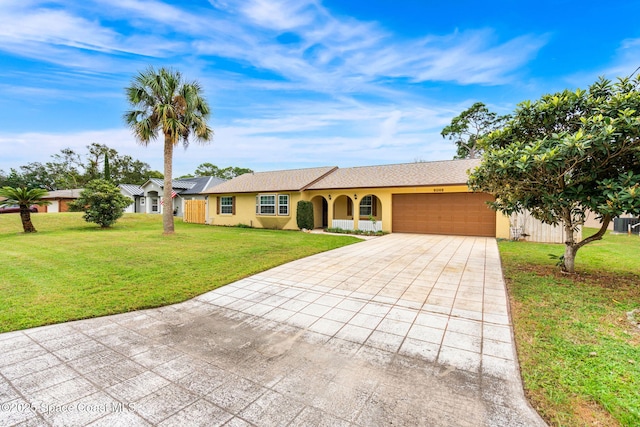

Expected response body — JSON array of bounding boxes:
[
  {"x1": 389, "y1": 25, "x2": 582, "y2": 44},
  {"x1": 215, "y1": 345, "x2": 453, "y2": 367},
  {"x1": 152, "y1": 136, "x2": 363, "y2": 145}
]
[
  {"x1": 495, "y1": 212, "x2": 511, "y2": 239},
  {"x1": 208, "y1": 185, "x2": 509, "y2": 237},
  {"x1": 208, "y1": 193, "x2": 301, "y2": 230},
  {"x1": 305, "y1": 185, "x2": 508, "y2": 237}
]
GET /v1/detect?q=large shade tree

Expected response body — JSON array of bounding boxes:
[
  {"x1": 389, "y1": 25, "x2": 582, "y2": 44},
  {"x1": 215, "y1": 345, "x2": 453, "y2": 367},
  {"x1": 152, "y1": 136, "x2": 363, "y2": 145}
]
[
  {"x1": 124, "y1": 67, "x2": 213, "y2": 234},
  {"x1": 0, "y1": 187, "x2": 50, "y2": 233},
  {"x1": 469, "y1": 77, "x2": 640, "y2": 273},
  {"x1": 441, "y1": 102, "x2": 509, "y2": 159}
]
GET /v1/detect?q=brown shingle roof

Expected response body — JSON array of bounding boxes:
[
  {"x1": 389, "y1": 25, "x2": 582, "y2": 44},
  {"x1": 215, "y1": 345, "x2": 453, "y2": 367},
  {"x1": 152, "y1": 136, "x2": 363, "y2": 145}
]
[
  {"x1": 307, "y1": 159, "x2": 481, "y2": 190},
  {"x1": 204, "y1": 166, "x2": 337, "y2": 194}
]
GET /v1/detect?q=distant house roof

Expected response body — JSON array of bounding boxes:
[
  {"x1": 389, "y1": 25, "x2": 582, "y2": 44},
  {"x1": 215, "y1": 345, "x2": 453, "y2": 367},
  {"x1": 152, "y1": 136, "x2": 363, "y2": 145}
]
[
  {"x1": 144, "y1": 178, "x2": 197, "y2": 190},
  {"x1": 180, "y1": 177, "x2": 226, "y2": 195},
  {"x1": 307, "y1": 159, "x2": 481, "y2": 190},
  {"x1": 141, "y1": 177, "x2": 226, "y2": 195},
  {"x1": 204, "y1": 167, "x2": 337, "y2": 194},
  {"x1": 43, "y1": 189, "x2": 84, "y2": 199},
  {"x1": 119, "y1": 184, "x2": 144, "y2": 196}
]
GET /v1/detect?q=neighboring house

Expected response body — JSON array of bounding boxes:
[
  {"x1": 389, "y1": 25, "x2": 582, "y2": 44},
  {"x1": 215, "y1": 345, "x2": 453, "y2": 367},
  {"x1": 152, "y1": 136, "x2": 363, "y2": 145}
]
[
  {"x1": 583, "y1": 210, "x2": 636, "y2": 231},
  {"x1": 41, "y1": 189, "x2": 83, "y2": 213},
  {"x1": 134, "y1": 177, "x2": 225, "y2": 218},
  {"x1": 203, "y1": 159, "x2": 512, "y2": 238},
  {"x1": 119, "y1": 184, "x2": 144, "y2": 213}
]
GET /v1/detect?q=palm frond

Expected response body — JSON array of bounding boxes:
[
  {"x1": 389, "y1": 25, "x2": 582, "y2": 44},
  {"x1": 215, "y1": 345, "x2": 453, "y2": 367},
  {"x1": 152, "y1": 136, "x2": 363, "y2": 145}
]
[{"x1": 0, "y1": 186, "x2": 50, "y2": 206}]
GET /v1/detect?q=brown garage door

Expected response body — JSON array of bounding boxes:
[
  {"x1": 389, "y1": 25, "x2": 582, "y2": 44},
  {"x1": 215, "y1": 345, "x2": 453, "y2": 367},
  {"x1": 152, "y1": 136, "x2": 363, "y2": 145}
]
[{"x1": 392, "y1": 193, "x2": 496, "y2": 237}]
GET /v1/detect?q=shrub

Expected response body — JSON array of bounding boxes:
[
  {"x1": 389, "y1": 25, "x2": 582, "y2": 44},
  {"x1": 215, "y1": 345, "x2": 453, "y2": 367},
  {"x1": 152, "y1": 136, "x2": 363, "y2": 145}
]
[
  {"x1": 69, "y1": 179, "x2": 132, "y2": 228},
  {"x1": 325, "y1": 227, "x2": 387, "y2": 236},
  {"x1": 296, "y1": 200, "x2": 314, "y2": 230}
]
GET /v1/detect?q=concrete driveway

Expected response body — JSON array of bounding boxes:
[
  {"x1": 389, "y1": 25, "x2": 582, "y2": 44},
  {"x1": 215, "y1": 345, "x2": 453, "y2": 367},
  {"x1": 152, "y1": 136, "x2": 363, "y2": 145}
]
[{"x1": 0, "y1": 234, "x2": 546, "y2": 427}]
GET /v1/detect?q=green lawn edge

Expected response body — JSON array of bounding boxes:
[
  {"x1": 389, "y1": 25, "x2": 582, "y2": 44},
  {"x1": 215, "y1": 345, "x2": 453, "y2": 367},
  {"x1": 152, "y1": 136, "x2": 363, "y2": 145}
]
[
  {"x1": 0, "y1": 213, "x2": 360, "y2": 333},
  {"x1": 499, "y1": 229, "x2": 640, "y2": 426}
]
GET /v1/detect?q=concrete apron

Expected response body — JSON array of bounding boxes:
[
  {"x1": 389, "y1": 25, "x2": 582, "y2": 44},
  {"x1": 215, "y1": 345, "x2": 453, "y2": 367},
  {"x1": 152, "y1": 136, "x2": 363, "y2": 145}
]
[{"x1": 0, "y1": 234, "x2": 547, "y2": 426}]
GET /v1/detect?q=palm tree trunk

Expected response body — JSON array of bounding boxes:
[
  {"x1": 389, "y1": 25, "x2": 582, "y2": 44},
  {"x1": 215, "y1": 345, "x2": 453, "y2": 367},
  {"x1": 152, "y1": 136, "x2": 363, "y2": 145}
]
[
  {"x1": 163, "y1": 134, "x2": 175, "y2": 235},
  {"x1": 20, "y1": 206, "x2": 37, "y2": 233}
]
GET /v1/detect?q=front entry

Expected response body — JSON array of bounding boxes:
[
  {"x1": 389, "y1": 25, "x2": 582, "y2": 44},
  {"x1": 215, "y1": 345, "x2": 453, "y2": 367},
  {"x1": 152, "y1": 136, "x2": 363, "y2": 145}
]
[{"x1": 322, "y1": 198, "x2": 328, "y2": 228}]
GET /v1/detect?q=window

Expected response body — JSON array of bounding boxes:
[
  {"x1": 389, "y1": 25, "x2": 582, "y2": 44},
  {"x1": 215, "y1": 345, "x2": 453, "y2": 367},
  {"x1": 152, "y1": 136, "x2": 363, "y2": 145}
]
[
  {"x1": 256, "y1": 195, "x2": 276, "y2": 215},
  {"x1": 278, "y1": 195, "x2": 289, "y2": 215},
  {"x1": 359, "y1": 195, "x2": 373, "y2": 216},
  {"x1": 140, "y1": 197, "x2": 145, "y2": 205},
  {"x1": 255, "y1": 194, "x2": 289, "y2": 216},
  {"x1": 220, "y1": 196, "x2": 234, "y2": 214}
]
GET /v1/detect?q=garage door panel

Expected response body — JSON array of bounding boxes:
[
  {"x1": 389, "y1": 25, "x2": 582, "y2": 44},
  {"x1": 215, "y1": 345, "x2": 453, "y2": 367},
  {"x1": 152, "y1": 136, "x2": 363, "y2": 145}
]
[{"x1": 392, "y1": 193, "x2": 495, "y2": 237}]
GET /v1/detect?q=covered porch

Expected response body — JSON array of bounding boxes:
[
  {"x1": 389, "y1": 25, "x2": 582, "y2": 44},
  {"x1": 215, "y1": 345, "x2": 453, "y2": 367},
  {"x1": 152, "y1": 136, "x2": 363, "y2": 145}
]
[{"x1": 310, "y1": 193, "x2": 383, "y2": 232}]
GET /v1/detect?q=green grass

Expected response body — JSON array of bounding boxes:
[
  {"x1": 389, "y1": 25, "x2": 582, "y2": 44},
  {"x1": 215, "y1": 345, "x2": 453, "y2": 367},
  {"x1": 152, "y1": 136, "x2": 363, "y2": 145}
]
[
  {"x1": 0, "y1": 213, "x2": 360, "y2": 333},
  {"x1": 500, "y1": 229, "x2": 640, "y2": 426}
]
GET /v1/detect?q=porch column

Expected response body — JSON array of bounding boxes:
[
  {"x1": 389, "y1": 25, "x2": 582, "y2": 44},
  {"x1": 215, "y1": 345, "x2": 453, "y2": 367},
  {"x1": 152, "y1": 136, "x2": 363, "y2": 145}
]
[
  {"x1": 353, "y1": 196, "x2": 359, "y2": 231},
  {"x1": 327, "y1": 199, "x2": 334, "y2": 227}
]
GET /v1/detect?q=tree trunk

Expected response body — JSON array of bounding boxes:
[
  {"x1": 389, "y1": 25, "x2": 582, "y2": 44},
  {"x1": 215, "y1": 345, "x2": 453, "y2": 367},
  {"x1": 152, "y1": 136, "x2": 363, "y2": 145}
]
[
  {"x1": 562, "y1": 213, "x2": 611, "y2": 274},
  {"x1": 563, "y1": 244, "x2": 577, "y2": 274},
  {"x1": 163, "y1": 135, "x2": 175, "y2": 235},
  {"x1": 20, "y1": 206, "x2": 36, "y2": 233},
  {"x1": 562, "y1": 211, "x2": 577, "y2": 273}
]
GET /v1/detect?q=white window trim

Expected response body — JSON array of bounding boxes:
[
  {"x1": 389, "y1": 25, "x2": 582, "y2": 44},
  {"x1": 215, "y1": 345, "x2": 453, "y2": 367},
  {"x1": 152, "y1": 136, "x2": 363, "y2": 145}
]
[
  {"x1": 278, "y1": 194, "x2": 289, "y2": 216},
  {"x1": 256, "y1": 194, "x2": 276, "y2": 216},
  {"x1": 359, "y1": 195, "x2": 373, "y2": 216},
  {"x1": 220, "y1": 196, "x2": 233, "y2": 215},
  {"x1": 256, "y1": 193, "x2": 289, "y2": 216}
]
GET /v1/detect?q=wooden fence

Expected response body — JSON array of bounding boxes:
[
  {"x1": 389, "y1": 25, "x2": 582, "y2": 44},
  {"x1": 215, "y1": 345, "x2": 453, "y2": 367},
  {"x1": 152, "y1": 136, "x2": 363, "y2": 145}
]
[
  {"x1": 510, "y1": 211, "x2": 582, "y2": 243},
  {"x1": 184, "y1": 200, "x2": 206, "y2": 224}
]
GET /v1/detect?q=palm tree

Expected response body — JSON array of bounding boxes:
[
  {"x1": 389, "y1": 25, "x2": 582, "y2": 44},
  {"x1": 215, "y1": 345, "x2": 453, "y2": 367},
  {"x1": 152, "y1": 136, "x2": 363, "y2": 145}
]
[
  {"x1": 0, "y1": 187, "x2": 50, "y2": 233},
  {"x1": 124, "y1": 66, "x2": 213, "y2": 234}
]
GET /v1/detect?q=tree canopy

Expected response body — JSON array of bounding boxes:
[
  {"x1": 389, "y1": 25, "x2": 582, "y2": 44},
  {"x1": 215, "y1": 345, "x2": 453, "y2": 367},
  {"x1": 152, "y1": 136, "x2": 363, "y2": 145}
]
[
  {"x1": 124, "y1": 66, "x2": 213, "y2": 234},
  {"x1": 179, "y1": 163, "x2": 252, "y2": 180},
  {"x1": 469, "y1": 76, "x2": 640, "y2": 273},
  {"x1": 0, "y1": 143, "x2": 157, "y2": 190},
  {"x1": 69, "y1": 179, "x2": 132, "y2": 228},
  {"x1": 441, "y1": 102, "x2": 509, "y2": 159}
]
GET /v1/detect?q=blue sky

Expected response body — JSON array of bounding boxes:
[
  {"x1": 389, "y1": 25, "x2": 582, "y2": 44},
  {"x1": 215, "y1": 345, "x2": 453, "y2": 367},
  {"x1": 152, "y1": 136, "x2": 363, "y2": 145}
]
[{"x1": 1, "y1": 0, "x2": 639, "y2": 177}]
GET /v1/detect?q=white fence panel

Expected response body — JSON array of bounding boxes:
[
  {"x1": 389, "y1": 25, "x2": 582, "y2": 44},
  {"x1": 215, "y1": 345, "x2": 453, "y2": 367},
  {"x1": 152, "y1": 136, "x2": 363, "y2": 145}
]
[
  {"x1": 332, "y1": 219, "x2": 354, "y2": 230},
  {"x1": 510, "y1": 212, "x2": 581, "y2": 243},
  {"x1": 358, "y1": 220, "x2": 382, "y2": 232}
]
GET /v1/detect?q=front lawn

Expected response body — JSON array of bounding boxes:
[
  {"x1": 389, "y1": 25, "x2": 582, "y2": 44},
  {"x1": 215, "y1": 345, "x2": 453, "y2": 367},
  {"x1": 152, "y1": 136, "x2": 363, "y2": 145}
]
[
  {"x1": 0, "y1": 213, "x2": 360, "y2": 333},
  {"x1": 500, "y1": 229, "x2": 640, "y2": 426}
]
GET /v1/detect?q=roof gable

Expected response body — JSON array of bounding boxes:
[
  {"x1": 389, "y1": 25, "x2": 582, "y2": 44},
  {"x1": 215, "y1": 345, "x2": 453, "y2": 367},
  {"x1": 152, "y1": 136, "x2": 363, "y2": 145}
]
[
  {"x1": 181, "y1": 176, "x2": 226, "y2": 194},
  {"x1": 119, "y1": 184, "x2": 144, "y2": 196}
]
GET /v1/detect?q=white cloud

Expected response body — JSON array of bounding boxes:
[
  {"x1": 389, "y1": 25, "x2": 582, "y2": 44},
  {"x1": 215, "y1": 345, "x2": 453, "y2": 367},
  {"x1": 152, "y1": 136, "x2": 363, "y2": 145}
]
[
  {"x1": 0, "y1": 0, "x2": 551, "y2": 179},
  {"x1": 0, "y1": 97, "x2": 460, "y2": 176},
  {"x1": 239, "y1": 0, "x2": 316, "y2": 30},
  {"x1": 0, "y1": 0, "x2": 547, "y2": 90}
]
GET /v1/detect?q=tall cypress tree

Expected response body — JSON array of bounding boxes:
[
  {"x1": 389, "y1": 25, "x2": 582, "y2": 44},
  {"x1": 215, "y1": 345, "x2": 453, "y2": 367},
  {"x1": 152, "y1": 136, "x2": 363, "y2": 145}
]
[{"x1": 104, "y1": 152, "x2": 111, "y2": 181}]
